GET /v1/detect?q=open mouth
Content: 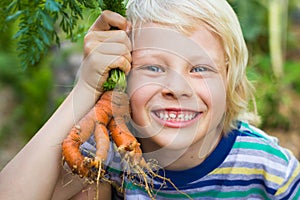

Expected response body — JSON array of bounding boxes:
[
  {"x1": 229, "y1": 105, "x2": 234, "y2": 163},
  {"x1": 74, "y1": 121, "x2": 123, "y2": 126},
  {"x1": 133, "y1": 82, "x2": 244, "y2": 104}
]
[{"x1": 153, "y1": 110, "x2": 200, "y2": 122}]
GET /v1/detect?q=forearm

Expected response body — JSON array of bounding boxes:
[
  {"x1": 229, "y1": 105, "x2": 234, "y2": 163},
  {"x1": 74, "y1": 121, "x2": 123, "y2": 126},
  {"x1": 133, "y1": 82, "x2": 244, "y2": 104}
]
[{"x1": 0, "y1": 83, "x2": 100, "y2": 200}]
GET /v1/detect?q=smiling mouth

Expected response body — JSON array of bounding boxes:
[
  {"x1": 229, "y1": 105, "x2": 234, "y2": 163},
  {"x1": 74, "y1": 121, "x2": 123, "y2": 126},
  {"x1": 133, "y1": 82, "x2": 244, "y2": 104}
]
[{"x1": 154, "y1": 110, "x2": 200, "y2": 122}]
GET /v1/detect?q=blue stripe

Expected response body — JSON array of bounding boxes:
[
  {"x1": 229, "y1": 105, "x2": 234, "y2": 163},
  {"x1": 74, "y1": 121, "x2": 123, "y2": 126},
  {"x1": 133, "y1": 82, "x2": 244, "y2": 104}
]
[
  {"x1": 152, "y1": 178, "x2": 277, "y2": 194},
  {"x1": 282, "y1": 177, "x2": 300, "y2": 200}
]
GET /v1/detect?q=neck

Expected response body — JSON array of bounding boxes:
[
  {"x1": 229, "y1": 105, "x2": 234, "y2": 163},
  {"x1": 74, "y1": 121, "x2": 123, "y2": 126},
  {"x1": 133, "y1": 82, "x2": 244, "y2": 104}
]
[{"x1": 139, "y1": 128, "x2": 223, "y2": 171}]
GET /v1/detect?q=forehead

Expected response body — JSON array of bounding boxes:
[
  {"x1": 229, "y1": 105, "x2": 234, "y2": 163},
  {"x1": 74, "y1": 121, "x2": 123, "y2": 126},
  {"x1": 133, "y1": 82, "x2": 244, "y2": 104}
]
[{"x1": 131, "y1": 23, "x2": 225, "y2": 67}]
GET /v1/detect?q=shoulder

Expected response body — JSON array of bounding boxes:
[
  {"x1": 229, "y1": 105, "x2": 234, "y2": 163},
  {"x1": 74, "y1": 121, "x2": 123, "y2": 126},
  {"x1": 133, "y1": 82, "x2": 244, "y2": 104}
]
[
  {"x1": 234, "y1": 121, "x2": 293, "y2": 164},
  {"x1": 230, "y1": 121, "x2": 300, "y2": 198}
]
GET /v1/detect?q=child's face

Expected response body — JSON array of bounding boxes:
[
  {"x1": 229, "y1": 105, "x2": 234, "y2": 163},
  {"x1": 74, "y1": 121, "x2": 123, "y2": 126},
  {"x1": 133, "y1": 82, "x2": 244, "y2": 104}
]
[{"x1": 127, "y1": 23, "x2": 227, "y2": 151}]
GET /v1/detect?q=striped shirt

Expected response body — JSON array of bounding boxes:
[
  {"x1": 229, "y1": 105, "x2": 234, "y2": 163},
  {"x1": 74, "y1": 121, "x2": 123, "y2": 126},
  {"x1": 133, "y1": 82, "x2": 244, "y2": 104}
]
[{"x1": 82, "y1": 121, "x2": 300, "y2": 199}]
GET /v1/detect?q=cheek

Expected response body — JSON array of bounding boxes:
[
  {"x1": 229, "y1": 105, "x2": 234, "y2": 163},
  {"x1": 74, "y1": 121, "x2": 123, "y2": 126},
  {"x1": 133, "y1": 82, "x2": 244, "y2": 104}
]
[
  {"x1": 127, "y1": 86, "x2": 146, "y2": 125},
  {"x1": 127, "y1": 79, "x2": 156, "y2": 126},
  {"x1": 196, "y1": 77, "x2": 227, "y2": 113}
]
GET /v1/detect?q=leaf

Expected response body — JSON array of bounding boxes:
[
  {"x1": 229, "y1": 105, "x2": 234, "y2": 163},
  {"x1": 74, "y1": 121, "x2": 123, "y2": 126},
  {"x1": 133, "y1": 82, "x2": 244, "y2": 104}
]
[
  {"x1": 38, "y1": 27, "x2": 51, "y2": 46},
  {"x1": 5, "y1": 10, "x2": 23, "y2": 22},
  {"x1": 4, "y1": 0, "x2": 18, "y2": 13},
  {"x1": 82, "y1": 0, "x2": 98, "y2": 8},
  {"x1": 3, "y1": 0, "x2": 110, "y2": 68},
  {"x1": 34, "y1": 37, "x2": 45, "y2": 52},
  {"x1": 103, "y1": 69, "x2": 127, "y2": 91},
  {"x1": 39, "y1": 9, "x2": 54, "y2": 31},
  {"x1": 102, "y1": 0, "x2": 126, "y2": 17},
  {"x1": 45, "y1": 0, "x2": 61, "y2": 12},
  {"x1": 13, "y1": 26, "x2": 29, "y2": 39}
]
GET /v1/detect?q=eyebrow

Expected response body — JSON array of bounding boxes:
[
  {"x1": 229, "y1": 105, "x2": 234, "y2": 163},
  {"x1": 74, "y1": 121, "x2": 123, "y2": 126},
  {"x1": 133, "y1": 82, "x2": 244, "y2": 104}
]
[
  {"x1": 131, "y1": 28, "x2": 220, "y2": 67},
  {"x1": 132, "y1": 48, "x2": 217, "y2": 68}
]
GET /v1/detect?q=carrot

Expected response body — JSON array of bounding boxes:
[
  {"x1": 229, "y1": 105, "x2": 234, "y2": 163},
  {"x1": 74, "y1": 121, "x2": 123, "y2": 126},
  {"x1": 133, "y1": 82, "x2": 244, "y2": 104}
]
[
  {"x1": 61, "y1": 67, "x2": 144, "y2": 176},
  {"x1": 61, "y1": 127, "x2": 90, "y2": 178},
  {"x1": 108, "y1": 117, "x2": 144, "y2": 165},
  {"x1": 62, "y1": 91, "x2": 115, "y2": 180}
]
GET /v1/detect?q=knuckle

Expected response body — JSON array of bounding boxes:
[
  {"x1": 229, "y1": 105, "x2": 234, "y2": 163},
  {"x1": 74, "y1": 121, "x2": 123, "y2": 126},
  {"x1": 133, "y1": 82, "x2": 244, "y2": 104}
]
[
  {"x1": 100, "y1": 10, "x2": 111, "y2": 24},
  {"x1": 101, "y1": 10, "x2": 110, "y2": 17},
  {"x1": 118, "y1": 43, "x2": 128, "y2": 54},
  {"x1": 83, "y1": 31, "x2": 94, "y2": 43},
  {"x1": 116, "y1": 56, "x2": 130, "y2": 72},
  {"x1": 83, "y1": 41, "x2": 94, "y2": 56},
  {"x1": 118, "y1": 30, "x2": 128, "y2": 40}
]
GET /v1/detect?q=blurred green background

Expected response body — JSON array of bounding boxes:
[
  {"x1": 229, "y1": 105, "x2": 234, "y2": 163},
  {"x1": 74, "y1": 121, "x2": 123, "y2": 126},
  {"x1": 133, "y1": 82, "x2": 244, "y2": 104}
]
[{"x1": 1, "y1": 0, "x2": 300, "y2": 169}]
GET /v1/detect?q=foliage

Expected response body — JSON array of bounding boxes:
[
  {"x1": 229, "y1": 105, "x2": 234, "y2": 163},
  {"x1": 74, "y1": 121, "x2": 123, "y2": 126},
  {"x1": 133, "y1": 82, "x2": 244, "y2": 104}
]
[
  {"x1": 229, "y1": 0, "x2": 300, "y2": 130},
  {"x1": 1, "y1": 0, "x2": 102, "y2": 68},
  {"x1": 248, "y1": 55, "x2": 289, "y2": 130},
  {"x1": 228, "y1": 0, "x2": 269, "y2": 53},
  {"x1": 102, "y1": 0, "x2": 127, "y2": 17},
  {"x1": 0, "y1": 52, "x2": 54, "y2": 141},
  {"x1": 283, "y1": 61, "x2": 300, "y2": 94},
  {"x1": 1, "y1": 0, "x2": 128, "y2": 69},
  {"x1": 18, "y1": 65, "x2": 54, "y2": 140},
  {"x1": 248, "y1": 53, "x2": 300, "y2": 130},
  {"x1": 0, "y1": 3, "x2": 56, "y2": 141},
  {"x1": 0, "y1": 0, "x2": 128, "y2": 142}
]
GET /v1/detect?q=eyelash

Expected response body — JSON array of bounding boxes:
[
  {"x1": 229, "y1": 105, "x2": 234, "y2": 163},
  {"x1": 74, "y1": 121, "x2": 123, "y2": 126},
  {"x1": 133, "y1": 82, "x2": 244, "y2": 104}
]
[
  {"x1": 142, "y1": 65, "x2": 164, "y2": 72},
  {"x1": 190, "y1": 65, "x2": 211, "y2": 73},
  {"x1": 139, "y1": 64, "x2": 213, "y2": 74}
]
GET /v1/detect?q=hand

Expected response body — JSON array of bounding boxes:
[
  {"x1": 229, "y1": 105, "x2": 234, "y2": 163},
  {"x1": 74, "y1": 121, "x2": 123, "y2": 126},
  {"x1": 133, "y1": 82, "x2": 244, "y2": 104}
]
[{"x1": 76, "y1": 10, "x2": 132, "y2": 96}]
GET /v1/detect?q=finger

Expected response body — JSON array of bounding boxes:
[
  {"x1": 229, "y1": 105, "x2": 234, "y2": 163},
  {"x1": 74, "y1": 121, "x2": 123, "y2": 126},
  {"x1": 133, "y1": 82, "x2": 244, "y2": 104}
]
[
  {"x1": 106, "y1": 55, "x2": 131, "y2": 75},
  {"x1": 126, "y1": 21, "x2": 132, "y2": 33},
  {"x1": 84, "y1": 31, "x2": 132, "y2": 56},
  {"x1": 89, "y1": 10, "x2": 127, "y2": 32},
  {"x1": 83, "y1": 53, "x2": 131, "y2": 76},
  {"x1": 85, "y1": 42, "x2": 132, "y2": 63},
  {"x1": 96, "y1": 43, "x2": 132, "y2": 63},
  {"x1": 84, "y1": 30, "x2": 132, "y2": 52}
]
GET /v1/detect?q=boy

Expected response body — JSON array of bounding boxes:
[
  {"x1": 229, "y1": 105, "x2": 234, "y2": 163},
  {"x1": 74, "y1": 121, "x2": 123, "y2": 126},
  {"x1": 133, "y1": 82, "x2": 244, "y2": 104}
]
[{"x1": 1, "y1": 0, "x2": 299, "y2": 199}]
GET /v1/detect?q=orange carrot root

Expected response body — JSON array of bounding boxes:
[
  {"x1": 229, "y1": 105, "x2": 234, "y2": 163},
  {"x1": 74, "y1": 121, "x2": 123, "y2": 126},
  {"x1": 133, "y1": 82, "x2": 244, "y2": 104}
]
[
  {"x1": 62, "y1": 91, "x2": 116, "y2": 180},
  {"x1": 61, "y1": 91, "x2": 137, "y2": 179},
  {"x1": 108, "y1": 117, "x2": 145, "y2": 165},
  {"x1": 62, "y1": 127, "x2": 90, "y2": 178},
  {"x1": 94, "y1": 122, "x2": 110, "y2": 165}
]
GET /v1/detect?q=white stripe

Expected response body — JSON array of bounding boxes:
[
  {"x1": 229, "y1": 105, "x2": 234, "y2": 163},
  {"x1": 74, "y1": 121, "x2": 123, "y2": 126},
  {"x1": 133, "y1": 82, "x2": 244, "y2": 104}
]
[{"x1": 225, "y1": 153, "x2": 286, "y2": 173}]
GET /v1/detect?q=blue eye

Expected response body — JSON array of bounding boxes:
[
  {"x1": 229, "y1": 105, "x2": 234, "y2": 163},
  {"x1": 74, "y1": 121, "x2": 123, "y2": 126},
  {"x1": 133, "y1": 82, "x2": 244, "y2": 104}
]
[
  {"x1": 190, "y1": 65, "x2": 209, "y2": 73},
  {"x1": 143, "y1": 65, "x2": 164, "y2": 72}
]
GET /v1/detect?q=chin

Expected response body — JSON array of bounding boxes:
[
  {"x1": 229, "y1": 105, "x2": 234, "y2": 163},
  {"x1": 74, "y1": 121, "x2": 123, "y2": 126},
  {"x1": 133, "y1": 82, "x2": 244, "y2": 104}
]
[{"x1": 151, "y1": 133, "x2": 198, "y2": 150}]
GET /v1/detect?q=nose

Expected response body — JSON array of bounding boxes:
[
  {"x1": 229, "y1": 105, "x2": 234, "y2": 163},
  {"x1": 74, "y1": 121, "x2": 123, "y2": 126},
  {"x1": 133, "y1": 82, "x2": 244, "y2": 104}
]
[{"x1": 161, "y1": 70, "x2": 193, "y2": 99}]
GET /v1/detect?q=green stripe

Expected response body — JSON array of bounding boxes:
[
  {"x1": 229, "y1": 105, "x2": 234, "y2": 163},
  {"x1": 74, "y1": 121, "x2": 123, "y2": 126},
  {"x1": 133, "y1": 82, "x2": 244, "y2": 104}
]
[
  {"x1": 106, "y1": 166, "x2": 122, "y2": 174},
  {"x1": 294, "y1": 186, "x2": 300, "y2": 198},
  {"x1": 125, "y1": 182, "x2": 271, "y2": 199},
  {"x1": 233, "y1": 141, "x2": 288, "y2": 162},
  {"x1": 202, "y1": 188, "x2": 271, "y2": 199}
]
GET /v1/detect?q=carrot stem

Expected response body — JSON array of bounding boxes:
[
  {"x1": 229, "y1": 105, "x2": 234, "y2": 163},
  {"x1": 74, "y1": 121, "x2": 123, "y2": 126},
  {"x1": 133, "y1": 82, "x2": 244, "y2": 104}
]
[{"x1": 103, "y1": 69, "x2": 127, "y2": 92}]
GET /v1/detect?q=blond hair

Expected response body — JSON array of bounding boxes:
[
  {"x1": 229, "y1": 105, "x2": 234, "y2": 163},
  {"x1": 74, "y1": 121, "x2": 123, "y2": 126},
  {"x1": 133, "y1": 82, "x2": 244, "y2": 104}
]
[{"x1": 126, "y1": 0, "x2": 260, "y2": 133}]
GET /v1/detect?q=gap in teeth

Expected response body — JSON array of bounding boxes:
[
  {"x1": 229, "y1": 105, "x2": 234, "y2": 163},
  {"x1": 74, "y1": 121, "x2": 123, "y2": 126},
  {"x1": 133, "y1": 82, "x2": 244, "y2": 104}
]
[{"x1": 157, "y1": 111, "x2": 197, "y2": 121}]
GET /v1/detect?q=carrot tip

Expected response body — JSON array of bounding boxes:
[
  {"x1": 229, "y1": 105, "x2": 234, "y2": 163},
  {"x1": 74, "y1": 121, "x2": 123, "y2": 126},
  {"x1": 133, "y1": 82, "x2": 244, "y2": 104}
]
[{"x1": 75, "y1": 125, "x2": 81, "y2": 130}]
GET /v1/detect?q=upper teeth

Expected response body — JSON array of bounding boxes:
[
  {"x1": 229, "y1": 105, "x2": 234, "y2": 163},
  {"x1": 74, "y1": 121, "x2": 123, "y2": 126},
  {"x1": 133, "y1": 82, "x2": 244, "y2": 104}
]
[{"x1": 156, "y1": 111, "x2": 197, "y2": 121}]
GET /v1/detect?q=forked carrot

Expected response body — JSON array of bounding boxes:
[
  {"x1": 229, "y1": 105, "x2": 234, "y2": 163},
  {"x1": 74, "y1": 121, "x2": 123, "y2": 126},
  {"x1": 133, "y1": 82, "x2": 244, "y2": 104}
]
[{"x1": 62, "y1": 91, "x2": 115, "y2": 179}]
